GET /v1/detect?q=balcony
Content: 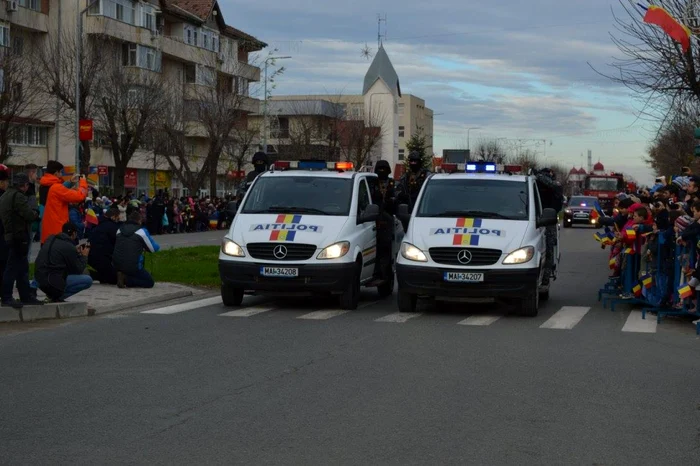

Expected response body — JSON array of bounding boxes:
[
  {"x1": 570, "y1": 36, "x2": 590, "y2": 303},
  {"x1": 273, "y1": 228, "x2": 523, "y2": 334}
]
[
  {"x1": 221, "y1": 60, "x2": 260, "y2": 82},
  {"x1": 0, "y1": 6, "x2": 49, "y2": 33},
  {"x1": 85, "y1": 15, "x2": 156, "y2": 48},
  {"x1": 161, "y1": 34, "x2": 216, "y2": 66}
]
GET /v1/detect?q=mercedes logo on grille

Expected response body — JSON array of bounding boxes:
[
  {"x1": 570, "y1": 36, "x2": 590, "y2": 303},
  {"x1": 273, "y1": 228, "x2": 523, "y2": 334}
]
[
  {"x1": 273, "y1": 245, "x2": 288, "y2": 259},
  {"x1": 457, "y1": 249, "x2": 472, "y2": 265}
]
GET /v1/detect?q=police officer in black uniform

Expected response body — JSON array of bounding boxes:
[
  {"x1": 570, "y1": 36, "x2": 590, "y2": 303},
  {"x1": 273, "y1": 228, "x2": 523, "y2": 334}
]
[
  {"x1": 396, "y1": 151, "x2": 430, "y2": 231},
  {"x1": 370, "y1": 160, "x2": 396, "y2": 287},
  {"x1": 534, "y1": 167, "x2": 563, "y2": 286},
  {"x1": 236, "y1": 151, "x2": 268, "y2": 199}
]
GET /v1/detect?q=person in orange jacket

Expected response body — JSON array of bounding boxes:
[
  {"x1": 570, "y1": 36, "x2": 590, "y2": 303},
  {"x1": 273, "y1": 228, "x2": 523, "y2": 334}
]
[{"x1": 39, "y1": 161, "x2": 88, "y2": 245}]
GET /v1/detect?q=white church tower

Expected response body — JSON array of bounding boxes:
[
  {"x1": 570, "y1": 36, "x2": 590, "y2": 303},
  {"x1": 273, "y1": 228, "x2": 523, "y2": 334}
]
[{"x1": 362, "y1": 45, "x2": 401, "y2": 171}]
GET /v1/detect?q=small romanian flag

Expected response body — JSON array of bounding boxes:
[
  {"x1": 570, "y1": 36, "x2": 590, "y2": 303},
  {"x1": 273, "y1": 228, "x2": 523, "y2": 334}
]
[
  {"x1": 270, "y1": 230, "x2": 296, "y2": 241},
  {"x1": 632, "y1": 284, "x2": 642, "y2": 297},
  {"x1": 209, "y1": 219, "x2": 218, "y2": 229},
  {"x1": 593, "y1": 232, "x2": 604, "y2": 242},
  {"x1": 85, "y1": 208, "x2": 99, "y2": 226},
  {"x1": 609, "y1": 257, "x2": 617, "y2": 269},
  {"x1": 641, "y1": 275, "x2": 653, "y2": 289},
  {"x1": 453, "y1": 234, "x2": 479, "y2": 246},
  {"x1": 602, "y1": 236, "x2": 613, "y2": 246},
  {"x1": 624, "y1": 247, "x2": 634, "y2": 255},
  {"x1": 678, "y1": 283, "x2": 694, "y2": 300},
  {"x1": 625, "y1": 229, "x2": 637, "y2": 240}
]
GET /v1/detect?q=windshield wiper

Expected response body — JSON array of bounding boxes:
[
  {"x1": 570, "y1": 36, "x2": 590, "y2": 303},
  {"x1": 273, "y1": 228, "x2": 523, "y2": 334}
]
[
  {"x1": 265, "y1": 206, "x2": 329, "y2": 215},
  {"x1": 432, "y1": 210, "x2": 513, "y2": 219}
]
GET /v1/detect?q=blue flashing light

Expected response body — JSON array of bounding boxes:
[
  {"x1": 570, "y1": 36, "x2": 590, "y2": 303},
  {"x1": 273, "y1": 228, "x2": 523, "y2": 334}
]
[
  {"x1": 297, "y1": 161, "x2": 327, "y2": 170},
  {"x1": 465, "y1": 162, "x2": 497, "y2": 173}
]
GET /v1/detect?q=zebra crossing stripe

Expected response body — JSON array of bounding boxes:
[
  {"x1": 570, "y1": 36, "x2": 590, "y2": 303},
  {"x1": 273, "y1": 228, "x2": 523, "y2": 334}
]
[
  {"x1": 297, "y1": 310, "x2": 349, "y2": 320},
  {"x1": 141, "y1": 297, "x2": 222, "y2": 314},
  {"x1": 375, "y1": 312, "x2": 422, "y2": 323},
  {"x1": 622, "y1": 310, "x2": 657, "y2": 333},
  {"x1": 219, "y1": 307, "x2": 276, "y2": 317},
  {"x1": 457, "y1": 315, "x2": 501, "y2": 326},
  {"x1": 539, "y1": 307, "x2": 591, "y2": 330}
]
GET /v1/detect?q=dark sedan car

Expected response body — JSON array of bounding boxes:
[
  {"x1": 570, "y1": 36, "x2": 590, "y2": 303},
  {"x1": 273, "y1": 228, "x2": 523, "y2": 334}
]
[{"x1": 563, "y1": 196, "x2": 599, "y2": 228}]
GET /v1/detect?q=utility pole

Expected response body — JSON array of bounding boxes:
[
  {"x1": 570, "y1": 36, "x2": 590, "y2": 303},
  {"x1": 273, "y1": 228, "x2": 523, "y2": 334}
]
[
  {"x1": 54, "y1": 0, "x2": 61, "y2": 162},
  {"x1": 466, "y1": 127, "x2": 480, "y2": 154},
  {"x1": 75, "y1": 0, "x2": 81, "y2": 173},
  {"x1": 262, "y1": 56, "x2": 291, "y2": 154}
]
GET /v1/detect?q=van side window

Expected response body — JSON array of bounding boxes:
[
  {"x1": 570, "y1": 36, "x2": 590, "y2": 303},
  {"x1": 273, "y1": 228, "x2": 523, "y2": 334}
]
[
  {"x1": 357, "y1": 179, "x2": 370, "y2": 216},
  {"x1": 533, "y1": 182, "x2": 543, "y2": 217},
  {"x1": 366, "y1": 176, "x2": 378, "y2": 204}
]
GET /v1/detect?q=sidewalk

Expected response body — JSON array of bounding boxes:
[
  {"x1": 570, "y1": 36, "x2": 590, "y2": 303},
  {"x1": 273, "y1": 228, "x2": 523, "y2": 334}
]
[{"x1": 0, "y1": 282, "x2": 204, "y2": 323}]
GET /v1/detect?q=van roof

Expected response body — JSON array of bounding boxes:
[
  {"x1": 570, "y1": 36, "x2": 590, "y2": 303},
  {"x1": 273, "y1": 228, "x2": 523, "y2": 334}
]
[
  {"x1": 260, "y1": 170, "x2": 372, "y2": 179},
  {"x1": 429, "y1": 173, "x2": 529, "y2": 183}
]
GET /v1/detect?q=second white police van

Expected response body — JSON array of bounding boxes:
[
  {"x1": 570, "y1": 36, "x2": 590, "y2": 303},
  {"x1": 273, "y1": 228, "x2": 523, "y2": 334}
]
[
  {"x1": 219, "y1": 160, "x2": 404, "y2": 310},
  {"x1": 395, "y1": 162, "x2": 560, "y2": 317}
]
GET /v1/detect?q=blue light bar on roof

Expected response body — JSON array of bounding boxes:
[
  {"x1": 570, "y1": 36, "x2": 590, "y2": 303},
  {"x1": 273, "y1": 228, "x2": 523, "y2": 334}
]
[
  {"x1": 465, "y1": 162, "x2": 496, "y2": 173},
  {"x1": 297, "y1": 161, "x2": 328, "y2": 170}
]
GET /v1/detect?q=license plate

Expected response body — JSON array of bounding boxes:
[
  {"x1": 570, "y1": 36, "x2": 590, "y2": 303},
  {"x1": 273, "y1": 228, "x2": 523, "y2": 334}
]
[
  {"x1": 574, "y1": 211, "x2": 588, "y2": 217},
  {"x1": 260, "y1": 267, "x2": 298, "y2": 278},
  {"x1": 443, "y1": 272, "x2": 484, "y2": 283}
]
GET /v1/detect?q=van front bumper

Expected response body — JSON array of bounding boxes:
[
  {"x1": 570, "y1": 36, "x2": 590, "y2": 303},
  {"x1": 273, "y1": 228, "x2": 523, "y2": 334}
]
[
  {"x1": 396, "y1": 264, "x2": 539, "y2": 298},
  {"x1": 219, "y1": 260, "x2": 355, "y2": 295}
]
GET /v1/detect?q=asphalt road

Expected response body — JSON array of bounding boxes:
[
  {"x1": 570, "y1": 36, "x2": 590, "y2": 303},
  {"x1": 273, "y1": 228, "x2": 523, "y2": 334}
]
[
  {"x1": 4, "y1": 227, "x2": 700, "y2": 465},
  {"x1": 28, "y1": 229, "x2": 226, "y2": 263}
]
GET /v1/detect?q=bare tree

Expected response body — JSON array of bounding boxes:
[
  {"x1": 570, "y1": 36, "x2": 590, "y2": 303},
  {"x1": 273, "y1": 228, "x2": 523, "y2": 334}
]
[
  {"x1": 270, "y1": 99, "x2": 344, "y2": 160},
  {"x1": 36, "y1": 26, "x2": 107, "y2": 173},
  {"x1": 230, "y1": 119, "x2": 261, "y2": 173},
  {"x1": 337, "y1": 102, "x2": 385, "y2": 168},
  {"x1": 645, "y1": 105, "x2": 699, "y2": 175},
  {"x1": 508, "y1": 148, "x2": 540, "y2": 172},
  {"x1": 593, "y1": 0, "x2": 700, "y2": 123},
  {"x1": 473, "y1": 138, "x2": 507, "y2": 163},
  {"x1": 95, "y1": 56, "x2": 168, "y2": 195}
]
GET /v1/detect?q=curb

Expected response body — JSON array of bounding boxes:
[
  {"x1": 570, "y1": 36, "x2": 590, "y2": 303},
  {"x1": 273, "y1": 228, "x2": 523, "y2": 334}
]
[
  {"x1": 0, "y1": 302, "x2": 89, "y2": 323},
  {"x1": 88, "y1": 289, "x2": 194, "y2": 315}
]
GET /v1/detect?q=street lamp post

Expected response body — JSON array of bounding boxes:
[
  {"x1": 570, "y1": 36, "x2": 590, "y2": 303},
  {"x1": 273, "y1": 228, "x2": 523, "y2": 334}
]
[
  {"x1": 262, "y1": 56, "x2": 291, "y2": 154},
  {"x1": 75, "y1": 0, "x2": 97, "y2": 174}
]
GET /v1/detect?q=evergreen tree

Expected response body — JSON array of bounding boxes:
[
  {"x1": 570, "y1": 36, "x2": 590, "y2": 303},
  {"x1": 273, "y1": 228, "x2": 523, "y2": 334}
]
[{"x1": 404, "y1": 130, "x2": 431, "y2": 170}]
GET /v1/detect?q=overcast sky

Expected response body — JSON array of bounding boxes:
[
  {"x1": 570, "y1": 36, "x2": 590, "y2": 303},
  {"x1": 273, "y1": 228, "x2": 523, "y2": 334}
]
[{"x1": 221, "y1": 0, "x2": 657, "y2": 184}]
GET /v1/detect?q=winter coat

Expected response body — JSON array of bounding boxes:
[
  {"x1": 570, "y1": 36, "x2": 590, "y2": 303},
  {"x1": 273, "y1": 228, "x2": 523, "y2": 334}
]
[
  {"x1": 0, "y1": 186, "x2": 38, "y2": 244},
  {"x1": 88, "y1": 217, "x2": 120, "y2": 271},
  {"x1": 34, "y1": 233, "x2": 87, "y2": 300},
  {"x1": 39, "y1": 174, "x2": 88, "y2": 244},
  {"x1": 113, "y1": 222, "x2": 160, "y2": 275}
]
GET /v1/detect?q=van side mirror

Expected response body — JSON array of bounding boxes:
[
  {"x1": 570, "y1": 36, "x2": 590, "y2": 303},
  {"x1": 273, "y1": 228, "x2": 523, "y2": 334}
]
[
  {"x1": 537, "y1": 208, "x2": 558, "y2": 228},
  {"x1": 359, "y1": 204, "x2": 380, "y2": 223},
  {"x1": 397, "y1": 204, "x2": 411, "y2": 224}
]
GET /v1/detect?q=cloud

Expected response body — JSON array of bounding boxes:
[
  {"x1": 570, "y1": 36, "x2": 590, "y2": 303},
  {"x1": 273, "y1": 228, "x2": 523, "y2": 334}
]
[{"x1": 222, "y1": 0, "x2": 656, "y2": 183}]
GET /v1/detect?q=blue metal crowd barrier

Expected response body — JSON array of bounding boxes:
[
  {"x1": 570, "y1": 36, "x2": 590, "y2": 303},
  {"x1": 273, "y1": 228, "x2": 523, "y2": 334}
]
[{"x1": 598, "y1": 229, "x2": 700, "y2": 335}]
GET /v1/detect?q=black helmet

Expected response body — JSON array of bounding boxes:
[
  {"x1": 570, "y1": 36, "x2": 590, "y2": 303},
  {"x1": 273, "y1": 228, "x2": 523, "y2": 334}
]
[
  {"x1": 408, "y1": 151, "x2": 421, "y2": 163},
  {"x1": 375, "y1": 160, "x2": 391, "y2": 177},
  {"x1": 252, "y1": 151, "x2": 268, "y2": 173}
]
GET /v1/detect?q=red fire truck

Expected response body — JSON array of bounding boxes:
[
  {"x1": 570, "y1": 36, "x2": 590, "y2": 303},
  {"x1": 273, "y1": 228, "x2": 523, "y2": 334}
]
[{"x1": 583, "y1": 172, "x2": 625, "y2": 214}]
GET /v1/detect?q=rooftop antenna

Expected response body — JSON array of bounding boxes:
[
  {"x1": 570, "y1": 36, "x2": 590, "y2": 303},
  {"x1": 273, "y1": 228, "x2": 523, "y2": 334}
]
[{"x1": 377, "y1": 13, "x2": 387, "y2": 47}]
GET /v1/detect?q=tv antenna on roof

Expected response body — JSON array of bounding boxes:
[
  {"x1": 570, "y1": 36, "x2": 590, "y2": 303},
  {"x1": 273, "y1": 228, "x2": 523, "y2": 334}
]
[{"x1": 377, "y1": 13, "x2": 387, "y2": 47}]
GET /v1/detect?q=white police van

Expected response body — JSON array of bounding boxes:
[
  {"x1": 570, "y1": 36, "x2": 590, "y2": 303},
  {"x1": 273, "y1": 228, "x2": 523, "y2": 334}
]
[
  {"x1": 395, "y1": 162, "x2": 559, "y2": 316},
  {"x1": 219, "y1": 160, "x2": 404, "y2": 310}
]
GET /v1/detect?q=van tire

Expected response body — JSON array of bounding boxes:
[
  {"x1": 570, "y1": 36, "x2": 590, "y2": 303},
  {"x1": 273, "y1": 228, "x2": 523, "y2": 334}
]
[
  {"x1": 518, "y1": 289, "x2": 539, "y2": 317},
  {"x1": 397, "y1": 290, "x2": 417, "y2": 313},
  {"x1": 539, "y1": 288, "x2": 550, "y2": 301},
  {"x1": 339, "y1": 261, "x2": 361, "y2": 310},
  {"x1": 222, "y1": 284, "x2": 244, "y2": 307}
]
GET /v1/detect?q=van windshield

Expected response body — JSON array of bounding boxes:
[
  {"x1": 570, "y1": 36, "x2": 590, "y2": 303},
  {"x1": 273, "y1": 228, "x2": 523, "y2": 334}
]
[
  {"x1": 242, "y1": 176, "x2": 353, "y2": 216},
  {"x1": 417, "y1": 179, "x2": 529, "y2": 220}
]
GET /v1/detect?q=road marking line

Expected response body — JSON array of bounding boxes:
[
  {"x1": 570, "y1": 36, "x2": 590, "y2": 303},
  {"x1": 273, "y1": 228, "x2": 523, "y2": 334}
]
[
  {"x1": 297, "y1": 310, "x2": 349, "y2": 320},
  {"x1": 375, "y1": 312, "x2": 422, "y2": 323},
  {"x1": 141, "y1": 297, "x2": 223, "y2": 314},
  {"x1": 457, "y1": 315, "x2": 501, "y2": 326},
  {"x1": 358, "y1": 301, "x2": 380, "y2": 310},
  {"x1": 219, "y1": 307, "x2": 276, "y2": 317},
  {"x1": 622, "y1": 310, "x2": 657, "y2": 333},
  {"x1": 539, "y1": 306, "x2": 591, "y2": 330}
]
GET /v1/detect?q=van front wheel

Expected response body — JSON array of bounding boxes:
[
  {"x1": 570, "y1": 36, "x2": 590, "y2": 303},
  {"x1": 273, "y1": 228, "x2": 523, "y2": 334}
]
[
  {"x1": 339, "y1": 262, "x2": 361, "y2": 310},
  {"x1": 222, "y1": 284, "x2": 244, "y2": 307},
  {"x1": 518, "y1": 289, "x2": 539, "y2": 317}
]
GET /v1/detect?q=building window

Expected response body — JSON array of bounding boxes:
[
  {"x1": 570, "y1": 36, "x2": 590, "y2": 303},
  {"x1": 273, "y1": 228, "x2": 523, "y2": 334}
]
[
  {"x1": 185, "y1": 64, "x2": 215, "y2": 86},
  {"x1": 184, "y1": 25, "x2": 196, "y2": 45},
  {"x1": 398, "y1": 103, "x2": 404, "y2": 116},
  {"x1": 11, "y1": 125, "x2": 47, "y2": 147},
  {"x1": 0, "y1": 25, "x2": 10, "y2": 48},
  {"x1": 141, "y1": 4, "x2": 155, "y2": 31},
  {"x1": 398, "y1": 149, "x2": 405, "y2": 161},
  {"x1": 237, "y1": 77, "x2": 248, "y2": 95},
  {"x1": 398, "y1": 126, "x2": 405, "y2": 138},
  {"x1": 18, "y1": 0, "x2": 39, "y2": 11},
  {"x1": 122, "y1": 43, "x2": 161, "y2": 72},
  {"x1": 12, "y1": 36, "x2": 23, "y2": 56}
]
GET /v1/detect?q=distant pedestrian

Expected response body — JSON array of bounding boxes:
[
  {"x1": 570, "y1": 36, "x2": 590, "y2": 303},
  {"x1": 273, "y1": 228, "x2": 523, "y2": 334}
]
[
  {"x1": 87, "y1": 206, "x2": 121, "y2": 285},
  {"x1": 39, "y1": 161, "x2": 88, "y2": 244}
]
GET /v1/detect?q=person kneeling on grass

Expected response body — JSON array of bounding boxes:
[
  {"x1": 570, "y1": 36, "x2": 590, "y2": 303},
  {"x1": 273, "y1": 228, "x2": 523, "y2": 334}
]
[
  {"x1": 113, "y1": 211, "x2": 160, "y2": 289},
  {"x1": 35, "y1": 222, "x2": 93, "y2": 302}
]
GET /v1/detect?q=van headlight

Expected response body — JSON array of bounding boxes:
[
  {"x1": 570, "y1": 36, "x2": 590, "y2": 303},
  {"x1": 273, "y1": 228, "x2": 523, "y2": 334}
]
[
  {"x1": 221, "y1": 239, "x2": 245, "y2": 257},
  {"x1": 502, "y1": 246, "x2": 534, "y2": 265},
  {"x1": 317, "y1": 241, "x2": 350, "y2": 260},
  {"x1": 401, "y1": 242, "x2": 427, "y2": 262}
]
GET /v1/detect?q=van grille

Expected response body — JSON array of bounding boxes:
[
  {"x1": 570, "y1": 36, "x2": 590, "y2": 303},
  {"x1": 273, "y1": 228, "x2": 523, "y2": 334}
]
[
  {"x1": 428, "y1": 247, "x2": 502, "y2": 266},
  {"x1": 246, "y1": 243, "x2": 317, "y2": 261}
]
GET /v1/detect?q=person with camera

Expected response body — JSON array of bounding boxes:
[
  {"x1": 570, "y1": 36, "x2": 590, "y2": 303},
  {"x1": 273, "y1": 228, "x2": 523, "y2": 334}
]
[
  {"x1": 34, "y1": 222, "x2": 93, "y2": 302},
  {"x1": 38, "y1": 161, "x2": 88, "y2": 245}
]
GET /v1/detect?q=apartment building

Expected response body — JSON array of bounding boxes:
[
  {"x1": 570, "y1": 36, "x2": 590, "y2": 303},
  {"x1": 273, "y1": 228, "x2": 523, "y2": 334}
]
[
  {"x1": 268, "y1": 93, "x2": 434, "y2": 166},
  {"x1": 0, "y1": 0, "x2": 264, "y2": 197}
]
